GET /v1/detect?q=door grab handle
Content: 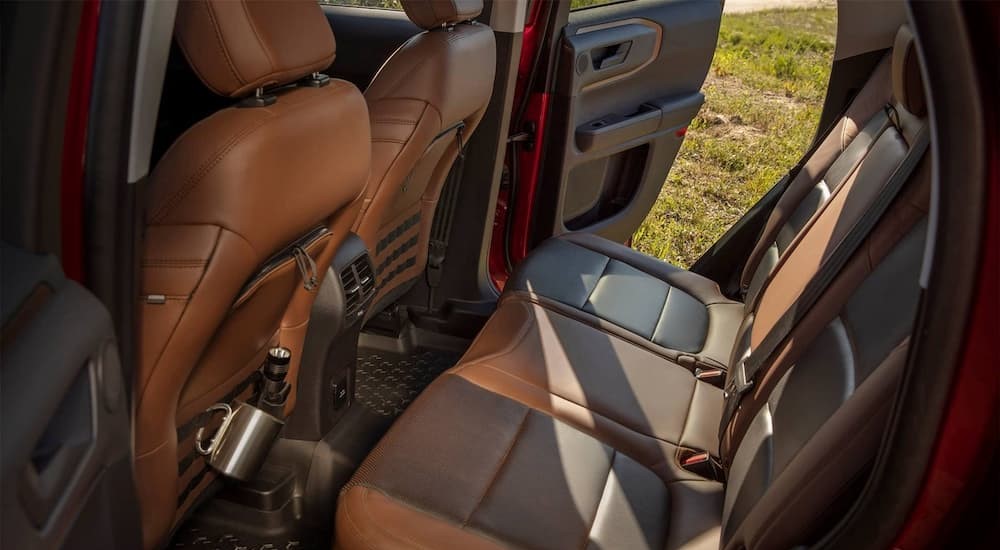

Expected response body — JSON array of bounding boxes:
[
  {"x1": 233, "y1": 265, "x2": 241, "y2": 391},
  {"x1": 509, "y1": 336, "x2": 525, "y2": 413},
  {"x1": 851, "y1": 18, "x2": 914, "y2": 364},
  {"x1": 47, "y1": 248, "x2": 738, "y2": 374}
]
[{"x1": 592, "y1": 41, "x2": 632, "y2": 70}]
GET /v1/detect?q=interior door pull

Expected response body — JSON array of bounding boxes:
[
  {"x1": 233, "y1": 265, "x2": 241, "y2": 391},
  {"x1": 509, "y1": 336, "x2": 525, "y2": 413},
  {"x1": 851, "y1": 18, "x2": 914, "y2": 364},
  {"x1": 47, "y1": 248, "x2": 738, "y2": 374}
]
[{"x1": 593, "y1": 41, "x2": 632, "y2": 70}]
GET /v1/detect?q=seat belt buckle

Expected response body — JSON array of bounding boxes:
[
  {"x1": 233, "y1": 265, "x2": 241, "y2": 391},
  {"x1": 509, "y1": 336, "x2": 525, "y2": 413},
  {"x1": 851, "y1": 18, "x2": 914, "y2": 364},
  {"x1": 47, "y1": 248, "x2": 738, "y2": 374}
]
[
  {"x1": 724, "y1": 358, "x2": 753, "y2": 400},
  {"x1": 694, "y1": 367, "x2": 726, "y2": 389},
  {"x1": 678, "y1": 448, "x2": 725, "y2": 481}
]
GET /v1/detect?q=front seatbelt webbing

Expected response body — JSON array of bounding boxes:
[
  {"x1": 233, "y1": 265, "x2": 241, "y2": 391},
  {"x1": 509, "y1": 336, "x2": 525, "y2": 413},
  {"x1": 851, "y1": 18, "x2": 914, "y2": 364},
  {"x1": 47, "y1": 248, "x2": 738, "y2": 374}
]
[
  {"x1": 426, "y1": 124, "x2": 467, "y2": 302},
  {"x1": 719, "y1": 129, "x2": 930, "y2": 448}
]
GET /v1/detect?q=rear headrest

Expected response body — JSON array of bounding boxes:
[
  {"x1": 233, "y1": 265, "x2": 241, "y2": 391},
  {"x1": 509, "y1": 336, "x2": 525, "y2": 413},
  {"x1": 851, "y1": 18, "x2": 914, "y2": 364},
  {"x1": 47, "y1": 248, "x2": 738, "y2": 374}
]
[
  {"x1": 401, "y1": 0, "x2": 483, "y2": 30},
  {"x1": 174, "y1": 0, "x2": 336, "y2": 98},
  {"x1": 892, "y1": 26, "x2": 926, "y2": 117}
]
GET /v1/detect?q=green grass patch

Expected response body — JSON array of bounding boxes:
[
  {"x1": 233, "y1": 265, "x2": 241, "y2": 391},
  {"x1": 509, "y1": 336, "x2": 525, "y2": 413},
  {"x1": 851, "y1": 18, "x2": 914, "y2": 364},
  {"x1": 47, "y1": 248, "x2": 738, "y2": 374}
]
[{"x1": 632, "y1": 7, "x2": 836, "y2": 267}]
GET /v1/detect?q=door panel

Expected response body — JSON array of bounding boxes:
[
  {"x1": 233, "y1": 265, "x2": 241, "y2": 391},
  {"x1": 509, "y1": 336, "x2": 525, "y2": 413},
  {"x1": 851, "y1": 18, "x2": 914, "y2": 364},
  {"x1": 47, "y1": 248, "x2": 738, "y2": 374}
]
[
  {"x1": 1, "y1": 245, "x2": 140, "y2": 549},
  {"x1": 541, "y1": 0, "x2": 721, "y2": 243}
]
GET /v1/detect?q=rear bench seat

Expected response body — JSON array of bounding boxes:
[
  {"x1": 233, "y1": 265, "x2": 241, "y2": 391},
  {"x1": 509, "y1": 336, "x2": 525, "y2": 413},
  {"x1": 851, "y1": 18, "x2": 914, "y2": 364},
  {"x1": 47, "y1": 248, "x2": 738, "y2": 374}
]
[
  {"x1": 503, "y1": 52, "x2": 896, "y2": 373},
  {"x1": 336, "y1": 27, "x2": 929, "y2": 550}
]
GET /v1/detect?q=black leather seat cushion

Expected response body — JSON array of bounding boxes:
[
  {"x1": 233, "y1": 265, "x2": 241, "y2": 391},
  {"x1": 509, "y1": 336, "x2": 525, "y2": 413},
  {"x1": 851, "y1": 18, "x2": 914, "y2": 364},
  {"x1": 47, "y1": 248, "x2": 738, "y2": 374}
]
[{"x1": 504, "y1": 232, "x2": 743, "y2": 370}]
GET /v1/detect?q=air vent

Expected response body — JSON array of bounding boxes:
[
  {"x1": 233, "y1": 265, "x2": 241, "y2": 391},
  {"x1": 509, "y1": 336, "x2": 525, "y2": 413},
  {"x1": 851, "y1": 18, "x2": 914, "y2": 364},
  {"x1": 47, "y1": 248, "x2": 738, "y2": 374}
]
[{"x1": 340, "y1": 254, "x2": 375, "y2": 321}]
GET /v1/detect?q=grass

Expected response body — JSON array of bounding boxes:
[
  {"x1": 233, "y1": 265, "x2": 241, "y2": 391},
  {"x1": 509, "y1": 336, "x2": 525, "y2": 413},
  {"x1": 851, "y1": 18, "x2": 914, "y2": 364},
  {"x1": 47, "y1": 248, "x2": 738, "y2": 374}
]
[{"x1": 632, "y1": 7, "x2": 837, "y2": 267}]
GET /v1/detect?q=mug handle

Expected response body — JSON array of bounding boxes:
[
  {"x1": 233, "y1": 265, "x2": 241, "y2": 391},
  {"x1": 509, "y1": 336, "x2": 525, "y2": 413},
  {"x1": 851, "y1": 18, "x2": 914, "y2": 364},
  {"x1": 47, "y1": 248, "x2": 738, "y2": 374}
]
[{"x1": 194, "y1": 403, "x2": 234, "y2": 456}]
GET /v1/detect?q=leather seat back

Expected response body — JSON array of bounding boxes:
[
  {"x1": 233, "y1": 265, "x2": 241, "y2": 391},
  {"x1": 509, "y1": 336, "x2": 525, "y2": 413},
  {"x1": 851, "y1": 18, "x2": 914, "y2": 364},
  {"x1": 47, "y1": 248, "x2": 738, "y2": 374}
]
[
  {"x1": 135, "y1": 1, "x2": 369, "y2": 547},
  {"x1": 353, "y1": 0, "x2": 496, "y2": 313}
]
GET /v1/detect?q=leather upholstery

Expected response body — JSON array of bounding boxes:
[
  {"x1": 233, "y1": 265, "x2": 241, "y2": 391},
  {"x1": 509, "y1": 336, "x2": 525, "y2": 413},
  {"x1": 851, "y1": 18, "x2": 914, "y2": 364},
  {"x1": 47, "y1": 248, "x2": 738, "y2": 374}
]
[
  {"x1": 354, "y1": 12, "x2": 495, "y2": 313},
  {"x1": 174, "y1": 0, "x2": 336, "y2": 98},
  {"x1": 456, "y1": 299, "x2": 725, "y2": 466},
  {"x1": 505, "y1": 232, "x2": 744, "y2": 370},
  {"x1": 338, "y1": 375, "x2": 724, "y2": 550},
  {"x1": 740, "y1": 55, "x2": 893, "y2": 304},
  {"x1": 337, "y1": 26, "x2": 931, "y2": 550},
  {"x1": 400, "y1": 0, "x2": 483, "y2": 29},
  {"x1": 137, "y1": 2, "x2": 369, "y2": 547},
  {"x1": 892, "y1": 26, "x2": 926, "y2": 117}
]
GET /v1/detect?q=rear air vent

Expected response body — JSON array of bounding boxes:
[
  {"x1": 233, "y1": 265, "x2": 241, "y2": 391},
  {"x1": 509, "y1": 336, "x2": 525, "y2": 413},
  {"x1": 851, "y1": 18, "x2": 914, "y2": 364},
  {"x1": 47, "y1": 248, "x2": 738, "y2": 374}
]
[{"x1": 340, "y1": 254, "x2": 375, "y2": 321}]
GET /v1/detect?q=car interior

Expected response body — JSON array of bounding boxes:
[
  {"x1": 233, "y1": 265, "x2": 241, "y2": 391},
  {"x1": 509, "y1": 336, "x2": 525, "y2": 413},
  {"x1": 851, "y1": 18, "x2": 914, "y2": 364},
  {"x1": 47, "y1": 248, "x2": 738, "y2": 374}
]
[{"x1": 1, "y1": 0, "x2": 996, "y2": 549}]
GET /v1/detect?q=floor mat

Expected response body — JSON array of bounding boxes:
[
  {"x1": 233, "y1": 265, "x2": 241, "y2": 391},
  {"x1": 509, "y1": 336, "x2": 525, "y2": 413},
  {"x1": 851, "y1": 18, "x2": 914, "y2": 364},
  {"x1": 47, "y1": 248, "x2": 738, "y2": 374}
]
[
  {"x1": 170, "y1": 524, "x2": 320, "y2": 550},
  {"x1": 356, "y1": 348, "x2": 461, "y2": 417}
]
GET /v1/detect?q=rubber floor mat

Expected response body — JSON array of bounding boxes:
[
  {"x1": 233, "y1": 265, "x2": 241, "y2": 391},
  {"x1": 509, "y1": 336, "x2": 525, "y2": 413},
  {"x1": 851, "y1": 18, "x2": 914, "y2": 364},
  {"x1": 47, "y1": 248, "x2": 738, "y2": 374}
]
[
  {"x1": 356, "y1": 348, "x2": 461, "y2": 417},
  {"x1": 170, "y1": 524, "x2": 319, "y2": 549}
]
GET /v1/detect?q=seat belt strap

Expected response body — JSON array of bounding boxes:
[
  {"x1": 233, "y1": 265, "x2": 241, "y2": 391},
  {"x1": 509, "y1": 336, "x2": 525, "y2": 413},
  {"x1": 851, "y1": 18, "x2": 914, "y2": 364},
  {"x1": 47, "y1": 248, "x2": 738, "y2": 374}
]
[
  {"x1": 739, "y1": 99, "x2": 894, "y2": 299},
  {"x1": 426, "y1": 124, "x2": 467, "y2": 303},
  {"x1": 740, "y1": 106, "x2": 896, "y2": 303},
  {"x1": 720, "y1": 128, "x2": 929, "y2": 446}
]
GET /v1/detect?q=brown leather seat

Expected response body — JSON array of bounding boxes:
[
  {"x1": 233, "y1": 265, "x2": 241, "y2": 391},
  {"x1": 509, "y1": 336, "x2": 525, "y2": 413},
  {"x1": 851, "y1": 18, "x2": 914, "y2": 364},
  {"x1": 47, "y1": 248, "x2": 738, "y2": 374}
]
[
  {"x1": 336, "y1": 26, "x2": 929, "y2": 550},
  {"x1": 352, "y1": 0, "x2": 496, "y2": 314},
  {"x1": 135, "y1": 1, "x2": 369, "y2": 546}
]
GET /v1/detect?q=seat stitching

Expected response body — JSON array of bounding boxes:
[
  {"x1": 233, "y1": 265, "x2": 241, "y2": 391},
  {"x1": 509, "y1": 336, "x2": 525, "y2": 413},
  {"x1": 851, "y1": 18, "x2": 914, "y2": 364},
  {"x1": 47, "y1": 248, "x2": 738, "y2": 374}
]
[
  {"x1": 137, "y1": 227, "x2": 261, "y2": 410},
  {"x1": 372, "y1": 118, "x2": 420, "y2": 125},
  {"x1": 582, "y1": 256, "x2": 612, "y2": 310},
  {"x1": 135, "y1": 227, "x2": 224, "y2": 406},
  {"x1": 453, "y1": 365, "x2": 684, "y2": 447},
  {"x1": 239, "y1": 0, "x2": 275, "y2": 73},
  {"x1": 203, "y1": 0, "x2": 244, "y2": 86},
  {"x1": 448, "y1": 300, "x2": 537, "y2": 368},
  {"x1": 358, "y1": 487, "x2": 433, "y2": 550},
  {"x1": 559, "y1": 237, "x2": 737, "y2": 307},
  {"x1": 152, "y1": 89, "x2": 338, "y2": 223},
  {"x1": 150, "y1": 116, "x2": 273, "y2": 222},
  {"x1": 176, "y1": 329, "x2": 276, "y2": 415},
  {"x1": 676, "y1": 374, "x2": 701, "y2": 451},
  {"x1": 463, "y1": 407, "x2": 531, "y2": 526},
  {"x1": 339, "y1": 492, "x2": 379, "y2": 550},
  {"x1": 580, "y1": 449, "x2": 617, "y2": 549},
  {"x1": 499, "y1": 293, "x2": 693, "y2": 368},
  {"x1": 366, "y1": 102, "x2": 434, "y2": 200},
  {"x1": 648, "y1": 284, "x2": 673, "y2": 344},
  {"x1": 350, "y1": 483, "x2": 510, "y2": 548},
  {"x1": 143, "y1": 261, "x2": 207, "y2": 268}
]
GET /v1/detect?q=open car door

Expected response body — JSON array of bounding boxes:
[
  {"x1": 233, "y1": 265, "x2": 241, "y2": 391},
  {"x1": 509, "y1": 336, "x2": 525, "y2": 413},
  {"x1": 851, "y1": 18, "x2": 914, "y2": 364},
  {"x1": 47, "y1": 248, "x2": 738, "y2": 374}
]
[
  {"x1": 1, "y1": 1, "x2": 143, "y2": 548},
  {"x1": 510, "y1": 0, "x2": 722, "y2": 259},
  {"x1": 1, "y1": 247, "x2": 139, "y2": 549}
]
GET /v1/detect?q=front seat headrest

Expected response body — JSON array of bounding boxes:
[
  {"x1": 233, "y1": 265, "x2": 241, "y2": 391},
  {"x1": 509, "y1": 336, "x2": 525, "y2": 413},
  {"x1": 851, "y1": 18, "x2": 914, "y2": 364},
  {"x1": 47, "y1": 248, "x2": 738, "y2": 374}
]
[
  {"x1": 892, "y1": 25, "x2": 926, "y2": 117},
  {"x1": 401, "y1": 0, "x2": 483, "y2": 30},
  {"x1": 174, "y1": 0, "x2": 336, "y2": 98}
]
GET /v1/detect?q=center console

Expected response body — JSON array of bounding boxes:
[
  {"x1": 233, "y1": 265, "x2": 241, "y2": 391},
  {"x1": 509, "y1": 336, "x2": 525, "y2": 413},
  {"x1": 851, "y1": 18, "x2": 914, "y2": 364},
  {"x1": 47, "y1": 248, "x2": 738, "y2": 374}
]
[{"x1": 285, "y1": 234, "x2": 375, "y2": 440}]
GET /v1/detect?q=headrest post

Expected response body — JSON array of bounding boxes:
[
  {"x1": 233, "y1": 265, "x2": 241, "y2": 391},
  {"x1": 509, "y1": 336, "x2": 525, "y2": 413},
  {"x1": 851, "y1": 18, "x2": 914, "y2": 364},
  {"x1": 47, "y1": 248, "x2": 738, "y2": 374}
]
[
  {"x1": 238, "y1": 87, "x2": 277, "y2": 109},
  {"x1": 303, "y1": 72, "x2": 332, "y2": 88}
]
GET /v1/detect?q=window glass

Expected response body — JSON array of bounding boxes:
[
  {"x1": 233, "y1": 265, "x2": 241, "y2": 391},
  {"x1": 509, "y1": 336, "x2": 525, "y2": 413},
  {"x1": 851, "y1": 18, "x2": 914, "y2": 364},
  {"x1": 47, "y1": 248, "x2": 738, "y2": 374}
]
[
  {"x1": 319, "y1": 0, "x2": 403, "y2": 10},
  {"x1": 571, "y1": 0, "x2": 631, "y2": 10}
]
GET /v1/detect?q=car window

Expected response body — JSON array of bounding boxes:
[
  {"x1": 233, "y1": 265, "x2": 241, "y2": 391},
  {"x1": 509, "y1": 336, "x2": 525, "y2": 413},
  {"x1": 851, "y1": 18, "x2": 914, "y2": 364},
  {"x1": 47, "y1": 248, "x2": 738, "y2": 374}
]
[
  {"x1": 571, "y1": 0, "x2": 633, "y2": 10},
  {"x1": 319, "y1": 0, "x2": 403, "y2": 10}
]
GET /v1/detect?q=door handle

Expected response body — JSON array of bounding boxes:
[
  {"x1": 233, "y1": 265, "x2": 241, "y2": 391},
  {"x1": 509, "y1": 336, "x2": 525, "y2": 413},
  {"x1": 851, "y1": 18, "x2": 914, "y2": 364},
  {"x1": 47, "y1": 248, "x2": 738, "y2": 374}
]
[
  {"x1": 19, "y1": 440, "x2": 90, "y2": 527},
  {"x1": 592, "y1": 41, "x2": 632, "y2": 70}
]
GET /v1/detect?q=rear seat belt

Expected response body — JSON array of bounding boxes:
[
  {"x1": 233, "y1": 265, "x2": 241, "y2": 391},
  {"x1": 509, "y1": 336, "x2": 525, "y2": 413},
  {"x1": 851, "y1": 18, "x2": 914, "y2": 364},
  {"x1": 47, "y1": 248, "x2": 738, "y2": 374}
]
[
  {"x1": 426, "y1": 124, "x2": 467, "y2": 308},
  {"x1": 720, "y1": 128, "x2": 930, "y2": 456},
  {"x1": 741, "y1": 107, "x2": 896, "y2": 306},
  {"x1": 738, "y1": 61, "x2": 889, "y2": 299}
]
